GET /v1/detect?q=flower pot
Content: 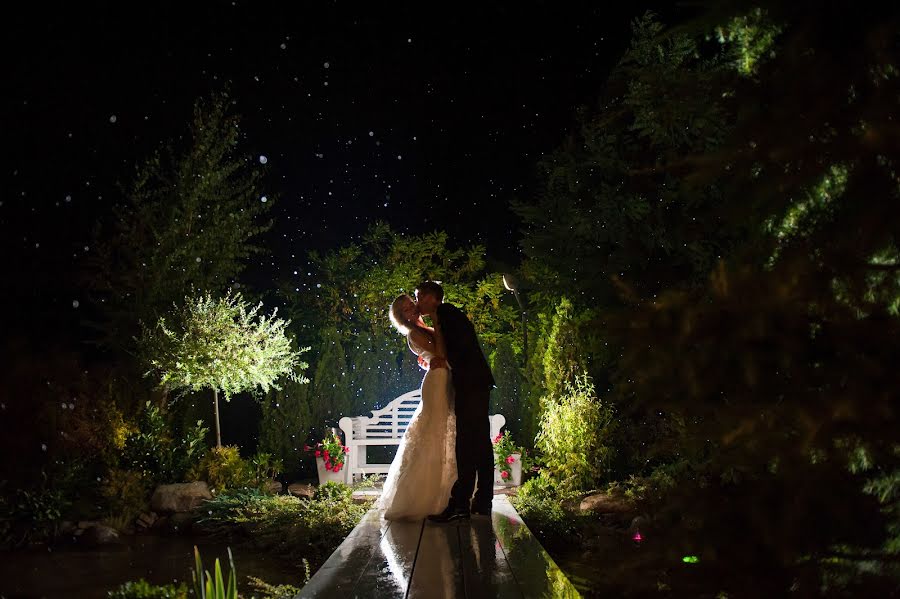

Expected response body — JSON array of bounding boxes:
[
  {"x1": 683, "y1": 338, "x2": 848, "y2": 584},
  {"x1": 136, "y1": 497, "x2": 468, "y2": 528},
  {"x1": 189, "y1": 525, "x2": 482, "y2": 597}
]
[
  {"x1": 494, "y1": 452, "x2": 522, "y2": 486},
  {"x1": 316, "y1": 456, "x2": 346, "y2": 485}
]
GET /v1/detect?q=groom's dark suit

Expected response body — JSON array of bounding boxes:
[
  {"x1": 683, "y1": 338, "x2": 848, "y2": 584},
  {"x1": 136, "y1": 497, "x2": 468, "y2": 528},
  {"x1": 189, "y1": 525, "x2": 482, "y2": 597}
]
[{"x1": 438, "y1": 302, "x2": 495, "y2": 512}]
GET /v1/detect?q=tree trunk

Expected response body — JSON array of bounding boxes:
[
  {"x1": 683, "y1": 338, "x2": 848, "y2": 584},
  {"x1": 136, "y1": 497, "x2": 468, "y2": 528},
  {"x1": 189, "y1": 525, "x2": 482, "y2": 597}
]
[{"x1": 213, "y1": 387, "x2": 222, "y2": 448}]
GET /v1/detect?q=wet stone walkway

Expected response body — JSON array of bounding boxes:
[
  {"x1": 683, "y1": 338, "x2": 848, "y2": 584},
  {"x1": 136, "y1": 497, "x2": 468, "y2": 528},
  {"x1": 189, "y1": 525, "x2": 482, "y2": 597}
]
[{"x1": 296, "y1": 495, "x2": 579, "y2": 598}]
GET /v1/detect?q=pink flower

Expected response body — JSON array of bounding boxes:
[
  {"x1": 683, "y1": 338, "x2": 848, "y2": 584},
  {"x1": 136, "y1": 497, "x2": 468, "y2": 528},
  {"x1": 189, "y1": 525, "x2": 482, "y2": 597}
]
[
  {"x1": 501, "y1": 470, "x2": 509, "y2": 479},
  {"x1": 343, "y1": 447, "x2": 350, "y2": 454},
  {"x1": 304, "y1": 445, "x2": 311, "y2": 451},
  {"x1": 493, "y1": 434, "x2": 502, "y2": 444},
  {"x1": 315, "y1": 450, "x2": 322, "y2": 457},
  {"x1": 506, "y1": 455, "x2": 516, "y2": 464},
  {"x1": 323, "y1": 450, "x2": 330, "y2": 458}
]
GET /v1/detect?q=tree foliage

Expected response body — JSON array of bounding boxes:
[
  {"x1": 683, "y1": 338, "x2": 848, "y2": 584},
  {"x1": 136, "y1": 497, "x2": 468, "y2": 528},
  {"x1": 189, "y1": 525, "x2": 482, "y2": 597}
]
[
  {"x1": 517, "y1": 4, "x2": 900, "y2": 594},
  {"x1": 140, "y1": 291, "x2": 308, "y2": 446},
  {"x1": 513, "y1": 10, "x2": 767, "y2": 307},
  {"x1": 143, "y1": 291, "x2": 307, "y2": 399},
  {"x1": 535, "y1": 374, "x2": 616, "y2": 494},
  {"x1": 310, "y1": 327, "x2": 352, "y2": 426},
  {"x1": 279, "y1": 223, "x2": 520, "y2": 420},
  {"x1": 258, "y1": 379, "x2": 312, "y2": 474},
  {"x1": 85, "y1": 90, "x2": 273, "y2": 354},
  {"x1": 489, "y1": 336, "x2": 524, "y2": 440}
]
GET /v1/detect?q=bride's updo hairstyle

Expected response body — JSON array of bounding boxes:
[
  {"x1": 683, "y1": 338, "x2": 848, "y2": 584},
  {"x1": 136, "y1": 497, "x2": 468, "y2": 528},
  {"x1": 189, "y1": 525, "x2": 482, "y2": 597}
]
[{"x1": 389, "y1": 294, "x2": 415, "y2": 335}]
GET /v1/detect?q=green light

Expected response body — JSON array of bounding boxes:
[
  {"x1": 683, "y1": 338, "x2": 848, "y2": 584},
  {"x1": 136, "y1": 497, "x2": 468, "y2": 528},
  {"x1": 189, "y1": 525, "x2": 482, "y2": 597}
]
[{"x1": 682, "y1": 555, "x2": 699, "y2": 564}]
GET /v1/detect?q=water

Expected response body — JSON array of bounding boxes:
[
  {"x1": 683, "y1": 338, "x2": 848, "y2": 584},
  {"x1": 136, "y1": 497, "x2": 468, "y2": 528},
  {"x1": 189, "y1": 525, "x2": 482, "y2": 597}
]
[
  {"x1": 0, "y1": 534, "x2": 303, "y2": 598},
  {"x1": 544, "y1": 527, "x2": 663, "y2": 597}
]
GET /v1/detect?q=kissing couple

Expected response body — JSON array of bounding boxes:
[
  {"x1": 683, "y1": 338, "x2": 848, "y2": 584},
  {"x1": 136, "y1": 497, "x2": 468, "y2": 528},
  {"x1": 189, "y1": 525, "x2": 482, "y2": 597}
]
[{"x1": 378, "y1": 281, "x2": 496, "y2": 522}]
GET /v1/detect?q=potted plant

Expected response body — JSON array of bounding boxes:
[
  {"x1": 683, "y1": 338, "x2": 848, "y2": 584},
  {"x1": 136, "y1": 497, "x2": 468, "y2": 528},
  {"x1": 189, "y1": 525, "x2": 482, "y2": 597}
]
[
  {"x1": 493, "y1": 431, "x2": 524, "y2": 486},
  {"x1": 306, "y1": 432, "x2": 350, "y2": 484}
]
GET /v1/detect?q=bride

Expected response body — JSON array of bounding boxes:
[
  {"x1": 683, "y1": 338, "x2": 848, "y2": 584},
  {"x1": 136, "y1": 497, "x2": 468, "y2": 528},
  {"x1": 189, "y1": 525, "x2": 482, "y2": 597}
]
[{"x1": 379, "y1": 293, "x2": 457, "y2": 521}]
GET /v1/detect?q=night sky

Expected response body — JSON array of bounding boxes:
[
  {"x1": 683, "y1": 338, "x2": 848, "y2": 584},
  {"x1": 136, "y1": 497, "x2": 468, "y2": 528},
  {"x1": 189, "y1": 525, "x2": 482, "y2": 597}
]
[{"x1": 3, "y1": 2, "x2": 684, "y2": 342}]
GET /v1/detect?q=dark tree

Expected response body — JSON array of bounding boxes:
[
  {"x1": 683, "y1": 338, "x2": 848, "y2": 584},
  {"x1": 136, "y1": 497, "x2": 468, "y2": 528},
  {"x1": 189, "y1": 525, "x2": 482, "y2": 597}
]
[
  {"x1": 489, "y1": 336, "x2": 524, "y2": 440},
  {"x1": 517, "y1": 3, "x2": 900, "y2": 594},
  {"x1": 258, "y1": 379, "x2": 312, "y2": 474},
  {"x1": 310, "y1": 327, "x2": 352, "y2": 429},
  {"x1": 85, "y1": 90, "x2": 272, "y2": 355}
]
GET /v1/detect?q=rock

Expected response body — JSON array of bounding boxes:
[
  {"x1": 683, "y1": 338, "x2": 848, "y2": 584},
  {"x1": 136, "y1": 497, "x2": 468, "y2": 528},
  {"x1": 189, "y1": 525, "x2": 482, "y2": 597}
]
[
  {"x1": 629, "y1": 514, "x2": 650, "y2": 533},
  {"x1": 80, "y1": 524, "x2": 122, "y2": 547},
  {"x1": 579, "y1": 493, "x2": 636, "y2": 514},
  {"x1": 288, "y1": 483, "x2": 315, "y2": 499},
  {"x1": 58, "y1": 521, "x2": 77, "y2": 535},
  {"x1": 351, "y1": 489, "x2": 380, "y2": 504},
  {"x1": 151, "y1": 481, "x2": 212, "y2": 513},
  {"x1": 136, "y1": 511, "x2": 159, "y2": 530},
  {"x1": 265, "y1": 479, "x2": 283, "y2": 495}
]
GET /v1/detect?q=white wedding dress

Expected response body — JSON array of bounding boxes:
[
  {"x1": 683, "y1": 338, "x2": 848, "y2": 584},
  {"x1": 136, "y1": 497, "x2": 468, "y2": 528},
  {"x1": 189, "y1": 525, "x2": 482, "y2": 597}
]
[{"x1": 379, "y1": 338, "x2": 457, "y2": 521}]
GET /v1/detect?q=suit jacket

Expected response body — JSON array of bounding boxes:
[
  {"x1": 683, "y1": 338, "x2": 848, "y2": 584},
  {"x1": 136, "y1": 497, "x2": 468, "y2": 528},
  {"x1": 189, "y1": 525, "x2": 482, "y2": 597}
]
[{"x1": 437, "y1": 303, "x2": 495, "y2": 391}]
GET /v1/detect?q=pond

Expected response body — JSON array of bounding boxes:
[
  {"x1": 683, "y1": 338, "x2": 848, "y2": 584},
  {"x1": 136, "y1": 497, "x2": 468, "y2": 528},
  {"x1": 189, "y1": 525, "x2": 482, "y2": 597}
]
[
  {"x1": 0, "y1": 533, "x2": 303, "y2": 598},
  {"x1": 539, "y1": 524, "x2": 680, "y2": 597}
]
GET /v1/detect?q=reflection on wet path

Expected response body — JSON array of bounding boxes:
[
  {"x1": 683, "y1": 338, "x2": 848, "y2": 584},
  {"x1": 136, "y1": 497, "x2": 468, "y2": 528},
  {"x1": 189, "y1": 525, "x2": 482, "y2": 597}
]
[{"x1": 299, "y1": 495, "x2": 578, "y2": 598}]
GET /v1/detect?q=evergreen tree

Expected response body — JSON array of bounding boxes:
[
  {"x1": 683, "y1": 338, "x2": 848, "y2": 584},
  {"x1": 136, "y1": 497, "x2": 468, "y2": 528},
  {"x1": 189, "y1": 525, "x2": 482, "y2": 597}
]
[
  {"x1": 310, "y1": 328, "x2": 351, "y2": 430},
  {"x1": 516, "y1": 4, "x2": 900, "y2": 594},
  {"x1": 258, "y1": 379, "x2": 311, "y2": 474},
  {"x1": 519, "y1": 297, "x2": 594, "y2": 446},
  {"x1": 513, "y1": 11, "x2": 755, "y2": 309},
  {"x1": 347, "y1": 332, "x2": 381, "y2": 416},
  {"x1": 278, "y1": 223, "x2": 519, "y2": 414},
  {"x1": 86, "y1": 90, "x2": 272, "y2": 354},
  {"x1": 489, "y1": 336, "x2": 524, "y2": 441}
]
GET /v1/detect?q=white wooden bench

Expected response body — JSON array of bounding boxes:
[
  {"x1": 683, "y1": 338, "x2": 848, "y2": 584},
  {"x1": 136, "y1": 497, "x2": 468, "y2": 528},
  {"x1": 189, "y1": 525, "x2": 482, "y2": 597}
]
[{"x1": 338, "y1": 389, "x2": 506, "y2": 484}]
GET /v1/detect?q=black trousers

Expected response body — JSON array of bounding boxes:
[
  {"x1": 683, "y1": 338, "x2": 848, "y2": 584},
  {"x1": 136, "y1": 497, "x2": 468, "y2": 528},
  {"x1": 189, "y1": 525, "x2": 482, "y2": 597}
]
[{"x1": 448, "y1": 386, "x2": 493, "y2": 511}]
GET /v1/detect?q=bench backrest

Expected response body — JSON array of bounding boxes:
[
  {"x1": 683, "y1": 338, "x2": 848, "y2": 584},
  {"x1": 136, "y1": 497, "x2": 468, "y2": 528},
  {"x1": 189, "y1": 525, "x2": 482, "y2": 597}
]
[
  {"x1": 347, "y1": 389, "x2": 422, "y2": 440},
  {"x1": 337, "y1": 390, "x2": 505, "y2": 484}
]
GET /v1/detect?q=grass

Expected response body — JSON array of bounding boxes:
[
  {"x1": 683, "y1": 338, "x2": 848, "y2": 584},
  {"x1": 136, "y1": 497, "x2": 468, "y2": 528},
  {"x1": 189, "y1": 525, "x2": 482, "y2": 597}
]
[{"x1": 196, "y1": 487, "x2": 369, "y2": 570}]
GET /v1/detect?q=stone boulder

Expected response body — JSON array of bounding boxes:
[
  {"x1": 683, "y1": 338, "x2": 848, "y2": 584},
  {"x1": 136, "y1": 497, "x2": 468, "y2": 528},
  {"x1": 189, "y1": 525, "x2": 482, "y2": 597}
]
[
  {"x1": 629, "y1": 514, "x2": 651, "y2": 533},
  {"x1": 150, "y1": 481, "x2": 212, "y2": 513},
  {"x1": 288, "y1": 483, "x2": 315, "y2": 499},
  {"x1": 58, "y1": 520, "x2": 78, "y2": 536},
  {"x1": 80, "y1": 523, "x2": 122, "y2": 547},
  {"x1": 351, "y1": 489, "x2": 380, "y2": 504},
  {"x1": 579, "y1": 492, "x2": 636, "y2": 515},
  {"x1": 265, "y1": 479, "x2": 283, "y2": 495},
  {"x1": 136, "y1": 511, "x2": 159, "y2": 530}
]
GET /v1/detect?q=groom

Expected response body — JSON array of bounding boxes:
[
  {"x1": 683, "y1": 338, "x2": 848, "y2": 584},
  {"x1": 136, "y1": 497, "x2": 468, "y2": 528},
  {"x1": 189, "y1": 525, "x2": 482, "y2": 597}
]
[{"x1": 415, "y1": 281, "x2": 496, "y2": 521}]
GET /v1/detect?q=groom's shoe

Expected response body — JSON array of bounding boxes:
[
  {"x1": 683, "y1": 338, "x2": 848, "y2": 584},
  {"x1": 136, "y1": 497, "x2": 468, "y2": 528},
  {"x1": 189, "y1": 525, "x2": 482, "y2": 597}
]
[
  {"x1": 470, "y1": 503, "x2": 492, "y2": 517},
  {"x1": 427, "y1": 506, "x2": 470, "y2": 523}
]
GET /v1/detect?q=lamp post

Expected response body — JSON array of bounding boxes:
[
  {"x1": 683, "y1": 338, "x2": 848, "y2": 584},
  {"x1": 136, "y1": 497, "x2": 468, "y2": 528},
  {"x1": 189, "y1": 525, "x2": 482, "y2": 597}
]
[{"x1": 502, "y1": 274, "x2": 527, "y2": 366}]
